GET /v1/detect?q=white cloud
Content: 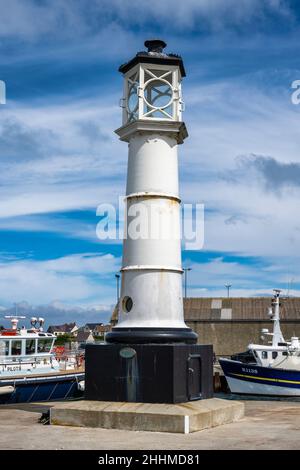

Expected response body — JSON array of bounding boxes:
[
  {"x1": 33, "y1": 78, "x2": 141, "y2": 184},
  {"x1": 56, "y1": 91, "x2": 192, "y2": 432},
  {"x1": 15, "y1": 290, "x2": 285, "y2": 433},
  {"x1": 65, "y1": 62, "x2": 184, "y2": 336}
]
[
  {"x1": 0, "y1": 0, "x2": 292, "y2": 42},
  {"x1": 0, "y1": 97, "x2": 126, "y2": 217},
  {"x1": 0, "y1": 253, "x2": 121, "y2": 305},
  {"x1": 185, "y1": 257, "x2": 300, "y2": 297},
  {"x1": 99, "y1": 0, "x2": 292, "y2": 31},
  {"x1": 0, "y1": 0, "x2": 87, "y2": 40}
]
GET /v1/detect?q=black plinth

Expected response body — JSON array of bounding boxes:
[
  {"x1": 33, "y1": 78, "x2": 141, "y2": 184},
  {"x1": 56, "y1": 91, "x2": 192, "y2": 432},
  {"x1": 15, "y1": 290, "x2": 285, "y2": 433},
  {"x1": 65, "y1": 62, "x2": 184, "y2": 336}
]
[
  {"x1": 85, "y1": 343, "x2": 213, "y2": 404},
  {"x1": 105, "y1": 327, "x2": 198, "y2": 344}
]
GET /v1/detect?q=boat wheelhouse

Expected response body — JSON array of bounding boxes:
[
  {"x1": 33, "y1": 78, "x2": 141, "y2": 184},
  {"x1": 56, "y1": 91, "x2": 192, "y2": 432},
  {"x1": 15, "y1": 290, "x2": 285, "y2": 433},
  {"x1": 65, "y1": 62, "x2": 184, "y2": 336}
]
[{"x1": 0, "y1": 316, "x2": 60, "y2": 377}]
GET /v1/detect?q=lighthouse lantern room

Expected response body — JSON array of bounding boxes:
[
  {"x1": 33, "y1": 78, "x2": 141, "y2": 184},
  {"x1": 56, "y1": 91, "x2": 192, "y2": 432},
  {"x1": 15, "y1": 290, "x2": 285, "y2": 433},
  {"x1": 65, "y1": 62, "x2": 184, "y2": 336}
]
[{"x1": 121, "y1": 40, "x2": 184, "y2": 124}]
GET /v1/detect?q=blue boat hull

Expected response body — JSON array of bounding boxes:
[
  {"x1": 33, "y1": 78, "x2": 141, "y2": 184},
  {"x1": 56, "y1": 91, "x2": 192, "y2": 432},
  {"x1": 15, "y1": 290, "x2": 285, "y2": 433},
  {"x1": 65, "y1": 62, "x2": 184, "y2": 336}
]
[
  {"x1": 0, "y1": 372, "x2": 84, "y2": 404},
  {"x1": 219, "y1": 359, "x2": 300, "y2": 396}
]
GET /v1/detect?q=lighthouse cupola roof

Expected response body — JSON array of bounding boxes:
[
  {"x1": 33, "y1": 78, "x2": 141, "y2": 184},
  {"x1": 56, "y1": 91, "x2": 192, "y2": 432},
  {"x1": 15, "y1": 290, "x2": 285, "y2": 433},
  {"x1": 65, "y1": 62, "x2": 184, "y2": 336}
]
[{"x1": 119, "y1": 39, "x2": 186, "y2": 77}]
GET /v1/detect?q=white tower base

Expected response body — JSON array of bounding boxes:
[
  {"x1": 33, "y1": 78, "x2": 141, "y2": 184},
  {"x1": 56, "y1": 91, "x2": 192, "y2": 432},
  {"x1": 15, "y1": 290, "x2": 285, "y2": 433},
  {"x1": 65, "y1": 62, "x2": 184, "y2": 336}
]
[{"x1": 106, "y1": 121, "x2": 197, "y2": 344}]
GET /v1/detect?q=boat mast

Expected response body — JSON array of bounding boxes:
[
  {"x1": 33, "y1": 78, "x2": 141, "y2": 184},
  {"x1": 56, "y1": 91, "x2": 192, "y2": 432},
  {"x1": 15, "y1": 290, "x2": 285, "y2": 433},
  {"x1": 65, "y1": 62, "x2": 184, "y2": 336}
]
[{"x1": 271, "y1": 289, "x2": 285, "y2": 347}]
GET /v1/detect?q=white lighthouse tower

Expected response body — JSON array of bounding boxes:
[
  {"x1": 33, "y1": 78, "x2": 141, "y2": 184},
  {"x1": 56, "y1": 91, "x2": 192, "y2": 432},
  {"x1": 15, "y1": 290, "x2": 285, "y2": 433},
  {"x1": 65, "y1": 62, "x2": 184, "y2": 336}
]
[
  {"x1": 86, "y1": 40, "x2": 212, "y2": 403},
  {"x1": 106, "y1": 40, "x2": 197, "y2": 344}
]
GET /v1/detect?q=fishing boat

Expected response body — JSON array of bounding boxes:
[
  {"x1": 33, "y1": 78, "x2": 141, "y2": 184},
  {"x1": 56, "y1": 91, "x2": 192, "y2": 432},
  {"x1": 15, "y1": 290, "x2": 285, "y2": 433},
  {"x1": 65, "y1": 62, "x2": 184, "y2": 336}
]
[
  {"x1": 0, "y1": 315, "x2": 85, "y2": 404},
  {"x1": 219, "y1": 290, "x2": 300, "y2": 396}
]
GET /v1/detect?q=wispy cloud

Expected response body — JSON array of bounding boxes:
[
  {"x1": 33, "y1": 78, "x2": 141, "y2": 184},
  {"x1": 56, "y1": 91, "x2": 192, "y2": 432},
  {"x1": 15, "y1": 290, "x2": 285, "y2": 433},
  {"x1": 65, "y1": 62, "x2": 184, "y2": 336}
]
[
  {"x1": 0, "y1": 252, "x2": 121, "y2": 306},
  {"x1": 0, "y1": 0, "x2": 293, "y2": 42},
  {"x1": 185, "y1": 256, "x2": 300, "y2": 298},
  {"x1": 0, "y1": 96, "x2": 125, "y2": 217},
  {"x1": 236, "y1": 154, "x2": 300, "y2": 191}
]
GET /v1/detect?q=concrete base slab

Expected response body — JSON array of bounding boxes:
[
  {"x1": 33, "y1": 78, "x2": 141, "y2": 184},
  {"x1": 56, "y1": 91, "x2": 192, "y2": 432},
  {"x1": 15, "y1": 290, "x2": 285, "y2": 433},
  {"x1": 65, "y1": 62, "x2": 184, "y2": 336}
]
[{"x1": 50, "y1": 398, "x2": 244, "y2": 434}]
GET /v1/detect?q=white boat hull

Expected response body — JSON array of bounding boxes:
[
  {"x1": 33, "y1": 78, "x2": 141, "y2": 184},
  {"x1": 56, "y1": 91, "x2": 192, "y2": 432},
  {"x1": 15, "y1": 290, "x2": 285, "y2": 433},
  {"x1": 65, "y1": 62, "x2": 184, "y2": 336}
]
[
  {"x1": 219, "y1": 358, "x2": 300, "y2": 397},
  {"x1": 227, "y1": 376, "x2": 300, "y2": 397}
]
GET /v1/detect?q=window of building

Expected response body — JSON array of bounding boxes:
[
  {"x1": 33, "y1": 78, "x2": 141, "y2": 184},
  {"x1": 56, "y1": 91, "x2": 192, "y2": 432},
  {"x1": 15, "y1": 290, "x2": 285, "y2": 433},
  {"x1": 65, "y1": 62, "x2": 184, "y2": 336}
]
[
  {"x1": 26, "y1": 339, "x2": 36, "y2": 355},
  {"x1": 11, "y1": 340, "x2": 22, "y2": 356},
  {"x1": 262, "y1": 351, "x2": 268, "y2": 359}
]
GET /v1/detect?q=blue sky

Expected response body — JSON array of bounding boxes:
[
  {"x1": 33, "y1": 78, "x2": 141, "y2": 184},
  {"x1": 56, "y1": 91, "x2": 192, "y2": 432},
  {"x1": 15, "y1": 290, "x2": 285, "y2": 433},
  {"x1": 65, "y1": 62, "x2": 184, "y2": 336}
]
[{"x1": 1, "y1": 0, "x2": 300, "y2": 325}]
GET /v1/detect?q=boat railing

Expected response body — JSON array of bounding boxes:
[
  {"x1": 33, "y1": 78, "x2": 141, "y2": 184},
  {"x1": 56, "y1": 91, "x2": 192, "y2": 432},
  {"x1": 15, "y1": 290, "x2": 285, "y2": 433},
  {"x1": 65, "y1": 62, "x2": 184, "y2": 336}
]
[
  {"x1": 0, "y1": 353, "x2": 54, "y2": 364},
  {"x1": 54, "y1": 349, "x2": 85, "y2": 368}
]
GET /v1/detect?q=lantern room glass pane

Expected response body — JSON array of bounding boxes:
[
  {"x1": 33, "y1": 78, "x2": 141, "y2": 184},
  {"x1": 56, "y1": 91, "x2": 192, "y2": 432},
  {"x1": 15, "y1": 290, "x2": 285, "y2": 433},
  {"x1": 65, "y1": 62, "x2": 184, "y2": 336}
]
[
  {"x1": 142, "y1": 68, "x2": 174, "y2": 120},
  {"x1": 143, "y1": 83, "x2": 173, "y2": 119},
  {"x1": 143, "y1": 107, "x2": 173, "y2": 119},
  {"x1": 126, "y1": 71, "x2": 139, "y2": 122},
  {"x1": 144, "y1": 80, "x2": 172, "y2": 109},
  {"x1": 128, "y1": 84, "x2": 138, "y2": 113},
  {"x1": 145, "y1": 69, "x2": 172, "y2": 84}
]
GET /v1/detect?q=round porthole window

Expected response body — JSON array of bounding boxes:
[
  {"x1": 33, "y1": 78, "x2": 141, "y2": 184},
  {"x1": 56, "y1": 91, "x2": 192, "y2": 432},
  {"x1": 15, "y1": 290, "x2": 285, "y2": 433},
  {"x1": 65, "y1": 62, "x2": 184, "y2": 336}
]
[{"x1": 122, "y1": 296, "x2": 133, "y2": 313}]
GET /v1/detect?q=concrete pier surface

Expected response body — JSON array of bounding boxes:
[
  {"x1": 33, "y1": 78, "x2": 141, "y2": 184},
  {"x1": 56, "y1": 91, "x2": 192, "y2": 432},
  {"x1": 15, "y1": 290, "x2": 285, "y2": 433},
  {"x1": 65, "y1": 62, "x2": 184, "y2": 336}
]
[{"x1": 0, "y1": 399, "x2": 300, "y2": 450}]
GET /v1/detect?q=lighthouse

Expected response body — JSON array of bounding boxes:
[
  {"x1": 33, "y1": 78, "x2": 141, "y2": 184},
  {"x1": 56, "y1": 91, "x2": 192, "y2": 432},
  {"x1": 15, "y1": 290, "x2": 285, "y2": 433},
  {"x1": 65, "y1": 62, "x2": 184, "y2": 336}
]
[
  {"x1": 85, "y1": 40, "x2": 213, "y2": 403},
  {"x1": 106, "y1": 39, "x2": 196, "y2": 345}
]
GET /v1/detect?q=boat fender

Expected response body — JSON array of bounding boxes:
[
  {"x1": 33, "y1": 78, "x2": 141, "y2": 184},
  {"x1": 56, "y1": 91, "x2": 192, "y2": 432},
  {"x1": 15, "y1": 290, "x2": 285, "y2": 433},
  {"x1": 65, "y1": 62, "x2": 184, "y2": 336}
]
[
  {"x1": 0, "y1": 385, "x2": 15, "y2": 395},
  {"x1": 78, "y1": 380, "x2": 85, "y2": 392}
]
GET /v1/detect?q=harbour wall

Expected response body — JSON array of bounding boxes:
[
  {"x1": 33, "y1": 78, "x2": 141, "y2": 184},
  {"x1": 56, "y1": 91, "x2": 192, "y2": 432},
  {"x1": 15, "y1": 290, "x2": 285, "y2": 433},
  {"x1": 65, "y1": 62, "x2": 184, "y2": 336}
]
[{"x1": 187, "y1": 320, "x2": 300, "y2": 356}]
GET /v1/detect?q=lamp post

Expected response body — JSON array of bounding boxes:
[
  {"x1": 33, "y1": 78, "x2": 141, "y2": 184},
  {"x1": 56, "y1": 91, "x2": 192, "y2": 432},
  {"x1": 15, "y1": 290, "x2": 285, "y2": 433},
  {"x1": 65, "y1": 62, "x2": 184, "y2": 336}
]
[
  {"x1": 183, "y1": 267, "x2": 192, "y2": 299},
  {"x1": 115, "y1": 274, "x2": 120, "y2": 303},
  {"x1": 225, "y1": 284, "x2": 232, "y2": 298}
]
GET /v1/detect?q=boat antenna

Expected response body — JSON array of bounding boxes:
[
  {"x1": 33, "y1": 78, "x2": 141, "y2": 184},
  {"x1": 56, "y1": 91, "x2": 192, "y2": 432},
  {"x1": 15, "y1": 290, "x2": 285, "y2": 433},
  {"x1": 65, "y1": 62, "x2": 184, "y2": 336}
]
[
  {"x1": 286, "y1": 278, "x2": 294, "y2": 298},
  {"x1": 4, "y1": 315, "x2": 26, "y2": 330}
]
